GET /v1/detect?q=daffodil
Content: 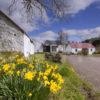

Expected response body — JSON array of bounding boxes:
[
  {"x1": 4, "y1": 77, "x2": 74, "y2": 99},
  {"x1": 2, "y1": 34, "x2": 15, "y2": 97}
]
[
  {"x1": 50, "y1": 80, "x2": 61, "y2": 94},
  {"x1": 11, "y1": 63, "x2": 16, "y2": 69},
  {"x1": 37, "y1": 77, "x2": 40, "y2": 81},
  {"x1": 15, "y1": 55, "x2": 19, "y2": 58},
  {"x1": 39, "y1": 71, "x2": 43, "y2": 77},
  {"x1": 17, "y1": 58, "x2": 26, "y2": 64},
  {"x1": 22, "y1": 68, "x2": 26, "y2": 73},
  {"x1": 3, "y1": 64, "x2": 10, "y2": 72},
  {"x1": 24, "y1": 71, "x2": 36, "y2": 81},
  {"x1": 52, "y1": 65, "x2": 58, "y2": 71},
  {"x1": 28, "y1": 64, "x2": 34, "y2": 69},
  {"x1": 43, "y1": 75, "x2": 48, "y2": 80},
  {"x1": 58, "y1": 76, "x2": 64, "y2": 84},
  {"x1": 44, "y1": 68, "x2": 51, "y2": 76},
  {"x1": 28, "y1": 92, "x2": 32, "y2": 97},
  {"x1": 7, "y1": 70, "x2": 14, "y2": 75},
  {"x1": 44, "y1": 80, "x2": 50, "y2": 86},
  {"x1": 17, "y1": 70, "x2": 20, "y2": 76}
]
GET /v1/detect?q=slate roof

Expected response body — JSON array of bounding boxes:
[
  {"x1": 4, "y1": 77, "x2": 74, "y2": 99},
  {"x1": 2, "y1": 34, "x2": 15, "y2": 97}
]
[{"x1": 44, "y1": 40, "x2": 61, "y2": 45}]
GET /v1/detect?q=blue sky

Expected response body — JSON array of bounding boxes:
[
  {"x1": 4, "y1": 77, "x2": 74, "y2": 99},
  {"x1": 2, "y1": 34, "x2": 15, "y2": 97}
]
[{"x1": 28, "y1": 1, "x2": 100, "y2": 41}]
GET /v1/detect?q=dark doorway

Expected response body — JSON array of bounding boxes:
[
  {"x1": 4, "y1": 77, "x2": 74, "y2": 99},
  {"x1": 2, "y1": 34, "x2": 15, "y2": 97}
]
[
  {"x1": 43, "y1": 46, "x2": 50, "y2": 52},
  {"x1": 82, "y1": 48, "x2": 88, "y2": 55}
]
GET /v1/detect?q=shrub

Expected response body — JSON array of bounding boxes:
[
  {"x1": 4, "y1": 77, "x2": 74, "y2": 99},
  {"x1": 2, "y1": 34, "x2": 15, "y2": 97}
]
[
  {"x1": 52, "y1": 53, "x2": 61, "y2": 63},
  {"x1": 77, "y1": 51, "x2": 83, "y2": 55},
  {"x1": 45, "y1": 53, "x2": 61, "y2": 63},
  {"x1": 94, "y1": 51, "x2": 100, "y2": 54},
  {"x1": 45, "y1": 53, "x2": 53, "y2": 61},
  {"x1": 0, "y1": 55, "x2": 64, "y2": 100}
]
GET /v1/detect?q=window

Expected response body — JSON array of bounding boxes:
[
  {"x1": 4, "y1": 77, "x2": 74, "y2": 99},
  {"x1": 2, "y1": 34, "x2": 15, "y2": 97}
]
[
  {"x1": 14, "y1": 34, "x2": 16, "y2": 36},
  {"x1": 52, "y1": 46, "x2": 57, "y2": 52}
]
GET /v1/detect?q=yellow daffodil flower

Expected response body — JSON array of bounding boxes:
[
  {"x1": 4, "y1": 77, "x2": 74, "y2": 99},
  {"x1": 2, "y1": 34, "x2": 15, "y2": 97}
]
[
  {"x1": 28, "y1": 64, "x2": 34, "y2": 69},
  {"x1": 43, "y1": 75, "x2": 48, "y2": 80},
  {"x1": 28, "y1": 92, "x2": 32, "y2": 97},
  {"x1": 3, "y1": 64, "x2": 10, "y2": 72},
  {"x1": 24, "y1": 71, "x2": 36, "y2": 81},
  {"x1": 17, "y1": 70, "x2": 20, "y2": 76},
  {"x1": 44, "y1": 80, "x2": 50, "y2": 86},
  {"x1": 50, "y1": 81, "x2": 60, "y2": 94}
]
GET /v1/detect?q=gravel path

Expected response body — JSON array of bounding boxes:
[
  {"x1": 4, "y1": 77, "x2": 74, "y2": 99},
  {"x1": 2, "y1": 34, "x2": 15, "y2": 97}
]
[{"x1": 65, "y1": 55, "x2": 100, "y2": 92}]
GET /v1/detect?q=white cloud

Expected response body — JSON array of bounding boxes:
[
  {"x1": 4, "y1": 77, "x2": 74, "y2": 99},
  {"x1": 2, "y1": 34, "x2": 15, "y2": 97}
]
[
  {"x1": 63, "y1": 27, "x2": 100, "y2": 41},
  {"x1": 34, "y1": 31, "x2": 58, "y2": 43},
  {"x1": 65, "y1": 0, "x2": 99, "y2": 15},
  {"x1": 0, "y1": 0, "x2": 49, "y2": 32},
  {"x1": 33, "y1": 31, "x2": 58, "y2": 51}
]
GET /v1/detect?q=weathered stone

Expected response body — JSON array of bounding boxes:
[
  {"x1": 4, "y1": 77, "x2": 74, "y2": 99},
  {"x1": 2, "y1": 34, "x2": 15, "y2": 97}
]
[{"x1": 0, "y1": 11, "x2": 24, "y2": 53}]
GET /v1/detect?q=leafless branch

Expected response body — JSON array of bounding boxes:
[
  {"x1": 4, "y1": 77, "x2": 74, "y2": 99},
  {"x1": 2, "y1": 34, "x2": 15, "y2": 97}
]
[{"x1": 9, "y1": 0, "x2": 70, "y2": 22}]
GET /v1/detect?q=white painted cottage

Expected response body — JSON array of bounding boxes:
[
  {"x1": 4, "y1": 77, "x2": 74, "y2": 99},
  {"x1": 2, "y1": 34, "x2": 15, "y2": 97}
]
[
  {"x1": 66, "y1": 42, "x2": 96, "y2": 55},
  {"x1": 0, "y1": 10, "x2": 34, "y2": 57}
]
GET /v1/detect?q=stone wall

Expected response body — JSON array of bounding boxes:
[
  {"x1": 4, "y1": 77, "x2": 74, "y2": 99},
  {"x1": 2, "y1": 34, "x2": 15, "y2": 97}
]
[{"x1": 0, "y1": 12, "x2": 24, "y2": 53}]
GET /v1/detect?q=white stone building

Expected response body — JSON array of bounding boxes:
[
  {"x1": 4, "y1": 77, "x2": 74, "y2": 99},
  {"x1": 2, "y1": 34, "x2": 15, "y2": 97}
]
[
  {"x1": 43, "y1": 40, "x2": 67, "y2": 53},
  {"x1": 0, "y1": 10, "x2": 34, "y2": 57}
]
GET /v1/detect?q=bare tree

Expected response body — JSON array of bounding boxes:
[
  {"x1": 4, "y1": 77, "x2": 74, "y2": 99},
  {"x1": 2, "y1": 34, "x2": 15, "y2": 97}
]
[
  {"x1": 58, "y1": 30, "x2": 68, "y2": 45},
  {"x1": 9, "y1": 0, "x2": 70, "y2": 22}
]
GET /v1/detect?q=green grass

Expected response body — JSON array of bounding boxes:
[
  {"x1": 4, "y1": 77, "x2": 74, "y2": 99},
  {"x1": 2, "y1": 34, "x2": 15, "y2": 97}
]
[
  {"x1": 92, "y1": 54, "x2": 100, "y2": 57},
  {"x1": 34, "y1": 53, "x2": 45, "y2": 61},
  {"x1": 34, "y1": 53, "x2": 94, "y2": 100},
  {"x1": 54, "y1": 64, "x2": 85, "y2": 100},
  {"x1": 0, "y1": 51, "x2": 24, "y2": 64}
]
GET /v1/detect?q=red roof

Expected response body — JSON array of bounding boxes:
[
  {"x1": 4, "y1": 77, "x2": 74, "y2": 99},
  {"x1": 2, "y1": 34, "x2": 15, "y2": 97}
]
[{"x1": 69, "y1": 43, "x2": 95, "y2": 49}]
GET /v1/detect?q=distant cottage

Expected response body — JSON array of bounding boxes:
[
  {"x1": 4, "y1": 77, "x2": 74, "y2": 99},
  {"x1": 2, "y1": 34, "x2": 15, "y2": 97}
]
[
  {"x1": 83, "y1": 37, "x2": 100, "y2": 52},
  {"x1": 0, "y1": 10, "x2": 34, "y2": 57},
  {"x1": 43, "y1": 40, "x2": 68, "y2": 53},
  {"x1": 66, "y1": 42, "x2": 95, "y2": 55},
  {"x1": 43, "y1": 40, "x2": 95, "y2": 55}
]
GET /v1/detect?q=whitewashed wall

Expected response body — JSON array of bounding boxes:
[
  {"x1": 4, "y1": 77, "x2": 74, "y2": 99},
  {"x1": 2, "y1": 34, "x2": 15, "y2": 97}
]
[
  {"x1": 57, "y1": 45, "x2": 63, "y2": 52},
  {"x1": 57, "y1": 45, "x2": 67, "y2": 52},
  {"x1": 24, "y1": 34, "x2": 34, "y2": 57},
  {"x1": 66, "y1": 45, "x2": 82, "y2": 54},
  {"x1": 72, "y1": 48, "x2": 82, "y2": 54},
  {"x1": 88, "y1": 48, "x2": 96, "y2": 55},
  {"x1": 66, "y1": 44, "x2": 96, "y2": 55},
  {"x1": 65, "y1": 45, "x2": 72, "y2": 54}
]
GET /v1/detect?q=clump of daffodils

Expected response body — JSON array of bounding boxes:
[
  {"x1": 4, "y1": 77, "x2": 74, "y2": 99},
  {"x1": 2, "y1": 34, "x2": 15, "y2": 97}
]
[{"x1": 0, "y1": 55, "x2": 64, "y2": 99}]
